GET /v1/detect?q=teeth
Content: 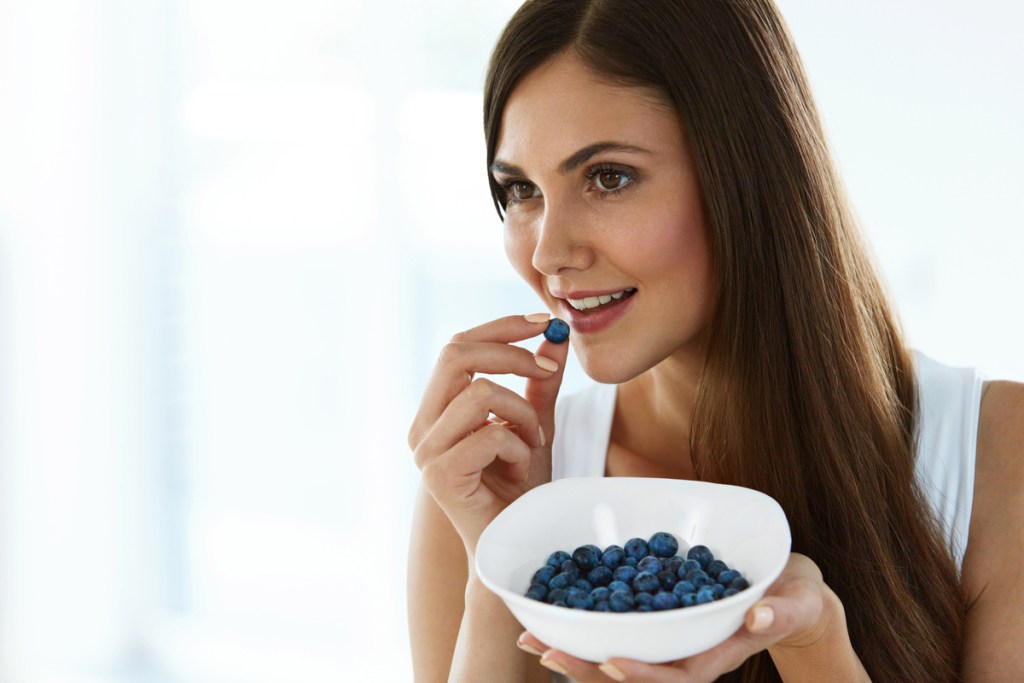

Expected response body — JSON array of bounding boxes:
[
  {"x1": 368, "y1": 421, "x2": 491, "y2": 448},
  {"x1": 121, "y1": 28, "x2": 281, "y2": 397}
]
[{"x1": 567, "y1": 288, "x2": 635, "y2": 311}]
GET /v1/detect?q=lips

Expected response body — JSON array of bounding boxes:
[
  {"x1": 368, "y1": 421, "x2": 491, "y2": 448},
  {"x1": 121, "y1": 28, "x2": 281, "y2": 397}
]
[{"x1": 552, "y1": 288, "x2": 637, "y2": 334}]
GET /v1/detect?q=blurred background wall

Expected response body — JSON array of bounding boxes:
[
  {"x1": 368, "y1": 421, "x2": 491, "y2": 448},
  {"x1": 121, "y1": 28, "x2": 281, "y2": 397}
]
[{"x1": 0, "y1": 1, "x2": 1020, "y2": 681}]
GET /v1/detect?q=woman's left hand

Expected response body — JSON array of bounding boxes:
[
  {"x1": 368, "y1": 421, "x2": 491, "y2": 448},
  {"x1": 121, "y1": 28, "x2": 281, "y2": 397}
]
[{"x1": 518, "y1": 553, "x2": 843, "y2": 682}]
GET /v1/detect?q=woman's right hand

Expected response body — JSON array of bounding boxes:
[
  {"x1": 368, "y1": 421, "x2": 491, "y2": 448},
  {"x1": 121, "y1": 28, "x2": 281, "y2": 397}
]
[{"x1": 408, "y1": 313, "x2": 570, "y2": 560}]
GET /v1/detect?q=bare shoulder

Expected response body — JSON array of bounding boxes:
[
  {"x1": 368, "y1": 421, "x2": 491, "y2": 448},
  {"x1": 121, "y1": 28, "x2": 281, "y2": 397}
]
[{"x1": 961, "y1": 380, "x2": 1024, "y2": 679}]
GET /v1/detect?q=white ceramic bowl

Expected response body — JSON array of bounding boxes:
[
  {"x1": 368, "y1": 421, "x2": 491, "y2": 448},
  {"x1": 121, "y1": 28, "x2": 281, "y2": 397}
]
[{"x1": 475, "y1": 477, "x2": 791, "y2": 663}]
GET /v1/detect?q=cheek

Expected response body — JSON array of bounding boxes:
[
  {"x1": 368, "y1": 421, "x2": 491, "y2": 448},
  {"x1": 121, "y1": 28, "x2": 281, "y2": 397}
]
[{"x1": 503, "y1": 224, "x2": 539, "y2": 283}]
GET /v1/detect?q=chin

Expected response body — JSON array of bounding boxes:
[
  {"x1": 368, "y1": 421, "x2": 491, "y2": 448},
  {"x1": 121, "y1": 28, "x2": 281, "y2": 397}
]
[{"x1": 576, "y1": 349, "x2": 648, "y2": 386}]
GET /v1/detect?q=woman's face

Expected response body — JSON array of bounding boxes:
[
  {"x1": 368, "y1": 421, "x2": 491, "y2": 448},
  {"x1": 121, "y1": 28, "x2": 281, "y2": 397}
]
[{"x1": 493, "y1": 52, "x2": 715, "y2": 384}]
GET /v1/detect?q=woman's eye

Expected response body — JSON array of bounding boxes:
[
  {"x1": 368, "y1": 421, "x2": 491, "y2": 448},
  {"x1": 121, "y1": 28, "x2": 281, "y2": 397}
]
[
  {"x1": 510, "y1": 181, "x2": 540, "y2": 201},
  {"x1": 594, "y1": 170, "x2": 631, "y2": 192}
]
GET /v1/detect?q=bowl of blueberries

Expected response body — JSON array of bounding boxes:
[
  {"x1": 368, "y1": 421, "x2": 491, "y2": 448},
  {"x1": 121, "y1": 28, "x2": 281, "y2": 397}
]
[{"x1": 475, "y1": 476, "x2": 792, "y2": 663}]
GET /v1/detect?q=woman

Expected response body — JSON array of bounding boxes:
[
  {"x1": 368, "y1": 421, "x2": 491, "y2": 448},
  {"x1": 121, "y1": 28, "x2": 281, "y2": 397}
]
[{"x1": 407, "y1": 1, "x2": 1024, "y2": 681}]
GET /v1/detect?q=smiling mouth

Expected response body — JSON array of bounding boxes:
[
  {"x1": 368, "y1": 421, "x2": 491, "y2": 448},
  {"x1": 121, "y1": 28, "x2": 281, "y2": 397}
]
[{"x1": 566, "y1": 288, "x2": 637, "y2": 312}]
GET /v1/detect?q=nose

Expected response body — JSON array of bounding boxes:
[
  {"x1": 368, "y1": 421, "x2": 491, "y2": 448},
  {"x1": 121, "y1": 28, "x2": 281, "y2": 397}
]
[{"x1": 530, "y1": 200, "x2": 594, "y2": 275}]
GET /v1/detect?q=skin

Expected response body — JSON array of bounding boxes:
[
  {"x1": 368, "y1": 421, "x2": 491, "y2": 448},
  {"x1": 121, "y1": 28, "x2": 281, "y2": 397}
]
[{"x1": 407, "y1": 50, "x2": 1024, "y2": 682}]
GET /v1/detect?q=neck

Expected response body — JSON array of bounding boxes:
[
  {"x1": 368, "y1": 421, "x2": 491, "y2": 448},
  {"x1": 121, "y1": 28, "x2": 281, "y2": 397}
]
[{"x1": 613, "y1": 350, "x2": 703, "y2": 477}]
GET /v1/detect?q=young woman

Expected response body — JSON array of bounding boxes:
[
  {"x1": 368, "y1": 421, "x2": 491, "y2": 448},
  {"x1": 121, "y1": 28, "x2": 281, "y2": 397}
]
[{"x1": 407, "y1": 1, "x2": 1024, "y2": 681}]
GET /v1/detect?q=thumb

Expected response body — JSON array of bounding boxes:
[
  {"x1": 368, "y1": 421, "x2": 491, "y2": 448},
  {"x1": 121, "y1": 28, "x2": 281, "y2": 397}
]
[{"x1": 524, "y1": 329, "x2": 570, "y2": 441}]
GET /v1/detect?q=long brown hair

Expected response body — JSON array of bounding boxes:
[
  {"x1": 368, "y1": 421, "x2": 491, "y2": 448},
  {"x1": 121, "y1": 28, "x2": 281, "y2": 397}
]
[{"x1": 483, "y1": 1, "x2": 964, "y2": 680}]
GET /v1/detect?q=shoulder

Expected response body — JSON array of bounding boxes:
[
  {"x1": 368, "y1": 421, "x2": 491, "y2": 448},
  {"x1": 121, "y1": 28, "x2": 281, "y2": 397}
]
[{"x1": 960, "y1": 379, "x2": 1024, "y2": 677}]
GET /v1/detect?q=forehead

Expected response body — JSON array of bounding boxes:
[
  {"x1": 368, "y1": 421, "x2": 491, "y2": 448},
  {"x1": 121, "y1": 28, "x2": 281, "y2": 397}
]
[{"x1": 495, "y1": 53, "x2": 682, "y2": 168}]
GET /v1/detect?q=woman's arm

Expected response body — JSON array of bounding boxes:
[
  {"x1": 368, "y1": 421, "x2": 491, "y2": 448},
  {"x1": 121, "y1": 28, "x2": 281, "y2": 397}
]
[
  {"x1": 408, "y1": 483, "x2": 552, "y2": 683},
  {"x1": 961, "y1": 380, "x2": 1024, "y2": 681}
]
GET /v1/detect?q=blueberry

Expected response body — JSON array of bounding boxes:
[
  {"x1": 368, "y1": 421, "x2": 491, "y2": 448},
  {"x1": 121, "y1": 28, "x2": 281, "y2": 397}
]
[
  {"x1": 548, "y1": 572, "x2": 573, "y2": 590},
  {"x1": 672, "y1": 580, "x2": 696, "y2": 598},
  {"x1": 547, "y1": 588, "x2": 569, "y2": 604},
  {"x1": 729, "y1": 577, "x2": 750, "y2": 591},
  {"x1": 601, "y1": 545, "x2": 625, "y2": 569},
  {"x1": 634, "y1": 592, "x2": 655, "y2": 608},
  {"x1": 572, "y1": 545, "x2": 602, "y2": 572},
  {"x1": 547, "y1": 551, "x2": 571, "y2": 568},
  {"x1": 712, "y1": 583, "x2": 726, "y2": 598},
  {"x1": 609, "y1": 589, "x2": 635, "y2": 612},
  {"x1": 567, "y1": 592, "x2": 594, "y2": 610},
  {"x1": 696, "y1": 587, "x2": 715, "y2": 604},
  {"x1": 687, "y1": 545, "x2": 714, "y2": 569},
  {"x1": 716, "y1": 569, "x2": 740, "y2": 586},
  {"x1": 608, "y1": 580, "x2": 631, "y2": 593},
  {"x1": 613, "y1": 565, "x2": 638, "y2": 584},
  {"x1": 637, "y1": 556, "x2": 662, "y2": 574},
  {"x1": 657, "y1": 570, "x2": 678, "y2": 591},
  {"x1": 632, "y1": 571, "x2": 660, "y2": 594},
  {"x1": 553, "y1": 600, "x2": 567, "y2": 607},
  {"x1": 685, "y1": 569, "x2": 712, "y2": 587},
  {"x1": 706, "y1": 560, "x2": 729, "y2": 579},
  {"x1": 637, "y1": 605, "x2": 654, "y2": 612},
  {"x1": 526, "y1": 584, "x2": 548, "y2": 601},
  {"x1": 624, "y1": 537, "x2": 649, "y2": 560},
  {"x1": 594, "y1": 601, "x2": 611, "y2": 612},
  {"x1": 648, "y1": 532, "x2": 679, "y2": 558},
  {"x1": 590, "y1": 587, "x2": 611, "y2": 603},
  {"x1": 544, "y1": 318, "x2": 570, "y2": 344},
  {"x1": 679, "y1": 592, "x2": 698, "y2": 607},
  {"x1": 722, "y1": 587, "x2": 739, "y2": 598},
  {"x1": 653, "y1": 591, "x2": 681, "y2": 611},
  {"x1": 560, "y1": 559, "x2": 581, "y2": 579},
  {"x1": 574, "y1": 579, "x2": 593, "y2": 592},
  {"x1": 588, "y1": 566, "x2": 614, "y2": 587},
  {"x1": 679, "y1": 559, "x2": 701, "y2": 577},
  {"x1": 663, "y1": 556, "x2": 685, "y2": 575},
  {"x1": 531, "y1": 565, "x2": 556, "y2": 587},
  {"x1": 624, "y1": 556, "x2": 638, "y2": 567}
]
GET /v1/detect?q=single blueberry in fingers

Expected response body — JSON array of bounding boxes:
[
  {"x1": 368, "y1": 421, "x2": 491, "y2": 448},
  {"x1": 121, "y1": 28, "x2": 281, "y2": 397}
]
[
  {"x1": 648, "y1": 532, "x2": 679, "y2": 558},
  {"x1": 543, "y1": 318, "x2": 570, "y2": 344}
]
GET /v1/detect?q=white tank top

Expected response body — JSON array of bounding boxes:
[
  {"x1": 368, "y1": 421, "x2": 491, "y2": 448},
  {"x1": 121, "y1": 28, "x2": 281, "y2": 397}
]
[{"x1": 552, "y1": 350, "x2": 985, "y2": 570}]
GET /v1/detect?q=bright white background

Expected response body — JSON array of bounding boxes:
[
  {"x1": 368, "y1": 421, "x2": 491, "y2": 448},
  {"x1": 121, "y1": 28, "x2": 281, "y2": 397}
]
[{"x1": 0, "y1": 1, "x2": 1020, "y2": 682}]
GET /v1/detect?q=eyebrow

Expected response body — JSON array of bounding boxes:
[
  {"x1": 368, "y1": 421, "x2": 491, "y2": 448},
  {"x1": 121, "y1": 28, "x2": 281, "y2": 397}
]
[{"x1": 490, "y1": 141, "x2": 651, "y2": 177}]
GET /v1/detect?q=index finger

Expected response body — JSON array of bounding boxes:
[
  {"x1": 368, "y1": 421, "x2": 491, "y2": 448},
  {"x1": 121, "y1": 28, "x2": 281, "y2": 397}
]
[{"x1": 450, "y1": 312, "x2": 554, "y2": 345}]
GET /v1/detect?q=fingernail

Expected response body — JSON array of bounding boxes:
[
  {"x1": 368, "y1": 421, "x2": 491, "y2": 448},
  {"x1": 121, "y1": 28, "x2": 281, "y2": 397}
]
[
  {"x1": 517, "y1": 638, "x2": 544, "y2": 657},
  {"x1": 750, "y1": 604, "x2": 774, "y2": 632},
  {"x1": 525, "y1": 312, "x2": 550, "y2": 323},
  {"x1": 539, "y1": 655, "x2": 568, "y2": 675},
  {"x1": 534, "y1": 355, "x2": 559, "y2": 372},
  {"x1": 538, "y1": 425, "x2": 546, "y2": 447},
  {"x1": 599, "y1": 662, "x2": 627, "y2": 681}
]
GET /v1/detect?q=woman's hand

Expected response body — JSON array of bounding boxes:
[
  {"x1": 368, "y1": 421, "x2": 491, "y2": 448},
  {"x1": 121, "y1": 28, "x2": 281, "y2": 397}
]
[
  {"x1": 518, "y1": 553, "x2": 868, "y2": 682},
  {"x1": 408, "y1": 313, "x2": 569, "y2": 560}
]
